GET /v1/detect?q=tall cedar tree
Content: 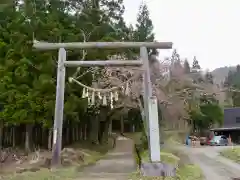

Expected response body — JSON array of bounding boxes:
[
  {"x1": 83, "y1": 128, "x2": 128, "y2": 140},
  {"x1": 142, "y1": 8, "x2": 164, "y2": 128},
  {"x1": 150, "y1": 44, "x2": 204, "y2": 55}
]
[
  {"x1": 133, "y1": 3, "x2": 155, "y2": 54},
  {"x1": 184, "y1": 59, "x2": 190, "y2": 73},
  {"x1": 192, "y1": 56, "x2": 201, "y2": 70}
]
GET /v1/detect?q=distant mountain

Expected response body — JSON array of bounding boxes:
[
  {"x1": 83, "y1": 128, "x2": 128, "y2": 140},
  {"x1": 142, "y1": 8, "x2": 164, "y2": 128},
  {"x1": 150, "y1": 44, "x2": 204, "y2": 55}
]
[{"x1": 211, "y1": 66, "x2": 236, "y2": 84}]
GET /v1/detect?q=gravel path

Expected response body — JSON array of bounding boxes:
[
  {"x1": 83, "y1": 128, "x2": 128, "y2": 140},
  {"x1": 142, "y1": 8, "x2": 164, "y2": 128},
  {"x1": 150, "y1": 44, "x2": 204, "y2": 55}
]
[
  {"x1": 77, "y1": 136, "x2": 136, "y2": 180},
  {"x1": 179, "y1": 145, "x2": 240, "y2": 180}
]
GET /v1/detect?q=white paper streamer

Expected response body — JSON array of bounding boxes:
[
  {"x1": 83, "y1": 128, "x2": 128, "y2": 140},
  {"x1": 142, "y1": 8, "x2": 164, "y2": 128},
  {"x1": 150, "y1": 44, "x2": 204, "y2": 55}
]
[
  {"x1": 98, "y1": 92, "x2": 102, "y2": 99},
  {"x1": 103, "y1": 95, "x2": 107, "y2": 106},
  {"x1": 125, "y1": 82, "x2": 129, "y2": 95},
  {"x1": 110, "y1": 92, "x2": 113, "y2": 109},
  {"x1": 82, "y1": 88, "x2": 86, "y2": 98},
  {"x1": 114, "y1": 91, "x2": 118, "y2": 101}
]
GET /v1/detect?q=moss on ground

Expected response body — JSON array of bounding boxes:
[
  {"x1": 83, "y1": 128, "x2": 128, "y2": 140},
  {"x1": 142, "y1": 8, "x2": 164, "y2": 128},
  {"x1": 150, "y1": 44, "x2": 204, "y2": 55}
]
[{"x1": 220, "y1": 147, "x2": 240, "y2": 163}]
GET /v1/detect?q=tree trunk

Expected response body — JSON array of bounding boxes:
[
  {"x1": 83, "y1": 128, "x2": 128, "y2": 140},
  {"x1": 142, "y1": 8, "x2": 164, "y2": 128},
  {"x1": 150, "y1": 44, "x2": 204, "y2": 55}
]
[
  {"x1": 0, "y1": 122, "x2": 3, "y2": 149},
  {"x1": 137, "y1": 98, "x2": 145, "y2": 120},
  {"x1": 48, "y1": 128, "x2": 52, "y2": 150},
  {"x1": 101, "y1": 120, "x2": 110, "y2": 144},
  {"x1": 12, "y1": 127, "x2": 15, "y2": 147},
  {"x1": 109, "y1": 119, "x2": 112, "y2": 135},
  {"x1": 41, "y1": 129, "x2": 46, "y2": 148},
  {"x1": 137, "y1": 97, "x2": 148, "y2": 136},
  {"x1": 80, "y1": 126, "x2": 83, "y2": 140},
  {"x1": 4, "y1": 128, "x2": 8, "y2": 146},
  {"x1": 120, "y1": 117, "x2": 124, "y2": 134},
  {"x1": 66, "y1": 127, "x2": 69, "y2": 145},
  {"x1": 76, "y1": 126, "x2": 79, "y2": 141},
  {"x1": 84, "y1": 124, "x2": 87, "y2": 140},
  {"x1": 72, "y1": 126, "x2": 75, "y2": 143},
  {"x1": 25, "y1": 124, "x2": 33, "y2": 153},
  {"x1": 90, "y1": 116, "x2": 99, "y2": 144}
]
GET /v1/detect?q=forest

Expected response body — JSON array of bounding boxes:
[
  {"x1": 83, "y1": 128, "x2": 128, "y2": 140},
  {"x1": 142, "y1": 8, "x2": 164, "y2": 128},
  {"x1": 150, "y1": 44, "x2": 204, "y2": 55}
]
[
  {"x1": 0, "y1": 0, "x2": 224, "y2": 156},
  {"x1": 0, "y1": 0, "x2": 159, "y2": 152}
]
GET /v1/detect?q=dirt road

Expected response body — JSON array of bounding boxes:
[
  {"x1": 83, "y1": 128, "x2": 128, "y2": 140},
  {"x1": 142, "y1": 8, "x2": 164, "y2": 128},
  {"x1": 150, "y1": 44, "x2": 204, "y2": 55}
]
[{"x1": 179, "y1": 145, "x2": 240, "y2": 180}]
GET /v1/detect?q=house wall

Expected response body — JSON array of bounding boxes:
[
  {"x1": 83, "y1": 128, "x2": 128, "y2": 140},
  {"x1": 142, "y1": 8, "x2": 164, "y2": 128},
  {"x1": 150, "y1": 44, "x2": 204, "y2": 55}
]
[{"x1": 224, "y1": 108, "x2": 240, "y2": 128}]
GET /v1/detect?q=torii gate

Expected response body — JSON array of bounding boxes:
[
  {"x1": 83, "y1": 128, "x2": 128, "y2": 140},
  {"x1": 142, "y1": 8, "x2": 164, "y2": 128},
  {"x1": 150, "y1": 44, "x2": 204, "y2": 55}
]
[{"x1": 33, "y1": 41, "x2": 173, "y2": 175}]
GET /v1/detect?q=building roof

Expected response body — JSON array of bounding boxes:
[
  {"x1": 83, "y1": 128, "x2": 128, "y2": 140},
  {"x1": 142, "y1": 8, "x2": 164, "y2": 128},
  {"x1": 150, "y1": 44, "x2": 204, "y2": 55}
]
[{"x1": 210, "y1": 126, "x2": 240, "y2": 131}]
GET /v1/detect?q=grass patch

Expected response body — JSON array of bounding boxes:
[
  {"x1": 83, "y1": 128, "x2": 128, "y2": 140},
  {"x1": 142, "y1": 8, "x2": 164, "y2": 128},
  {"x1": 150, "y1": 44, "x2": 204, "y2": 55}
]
[
  {"x1": 141, "y1": 150, "x2": 180, "y2": 164},
  {"x1": 177, "y1": 164, "x2": 202, "y2": 180},
  {"x1": 72, "y1": 140, "x2": 113, "y2": 167},
  {"x1": 126, "y1": 132, "x2": 203, "y2": 180},
  {"x1": 124, "y1": 132, "x2": 142, "y2": 145},
  {"x1": 129, "y1": 150, "x2": 203, "y2": 180},
  {"x1": 220, "y1": 147, "x2": 240, "y2": 163},
  {"x1": 164, "y1": 130, "x2": 187, "y2": 144}
]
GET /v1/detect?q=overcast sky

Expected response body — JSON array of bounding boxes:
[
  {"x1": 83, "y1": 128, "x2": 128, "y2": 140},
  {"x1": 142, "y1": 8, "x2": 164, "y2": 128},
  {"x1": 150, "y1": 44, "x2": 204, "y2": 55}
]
[{"x1": 123, "y1": 0, "x2": 240, "y2": 70}]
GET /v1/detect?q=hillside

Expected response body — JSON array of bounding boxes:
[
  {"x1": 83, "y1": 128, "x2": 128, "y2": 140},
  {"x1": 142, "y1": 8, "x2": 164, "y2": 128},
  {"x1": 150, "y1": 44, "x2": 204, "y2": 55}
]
[{"x1": 211, "y1": 66, "x2": 236, "y2": 84}]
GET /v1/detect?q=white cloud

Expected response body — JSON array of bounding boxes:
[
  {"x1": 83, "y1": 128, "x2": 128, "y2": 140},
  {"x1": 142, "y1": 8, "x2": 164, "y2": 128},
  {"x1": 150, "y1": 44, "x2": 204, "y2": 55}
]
[{"x1": 123, "y1": 0, "x2": 240, "y2": 70}]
